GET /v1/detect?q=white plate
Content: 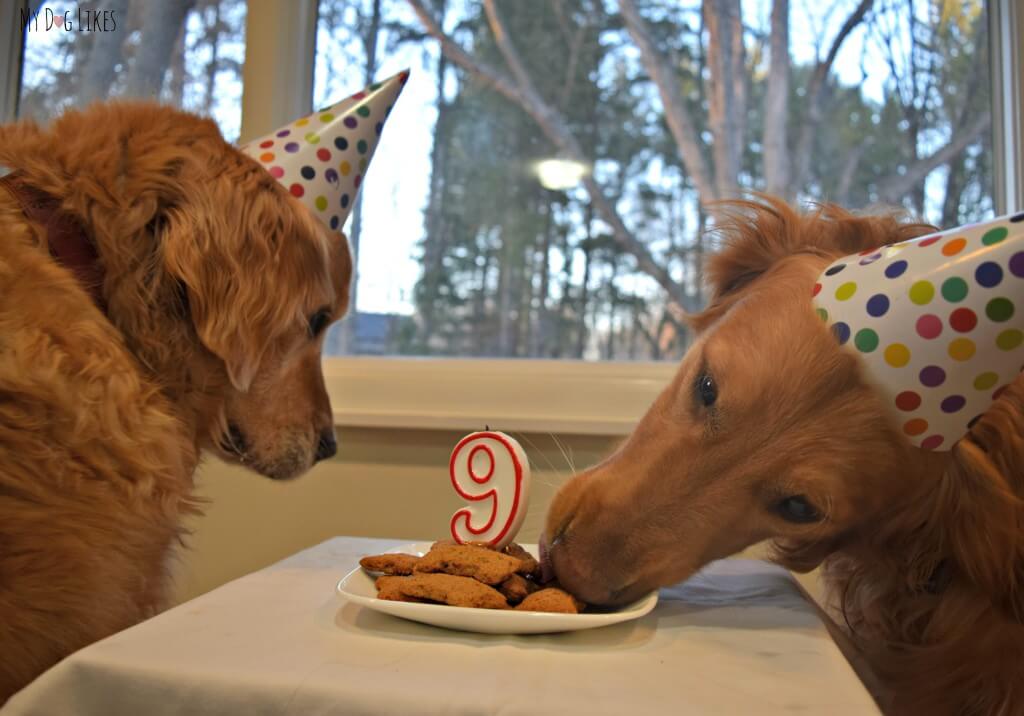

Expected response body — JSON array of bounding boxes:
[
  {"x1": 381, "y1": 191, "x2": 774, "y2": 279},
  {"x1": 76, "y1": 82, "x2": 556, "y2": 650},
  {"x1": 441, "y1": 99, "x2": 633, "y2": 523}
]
[{"x1": 336, "y1": 542, "x2": 658, "y2": 635}]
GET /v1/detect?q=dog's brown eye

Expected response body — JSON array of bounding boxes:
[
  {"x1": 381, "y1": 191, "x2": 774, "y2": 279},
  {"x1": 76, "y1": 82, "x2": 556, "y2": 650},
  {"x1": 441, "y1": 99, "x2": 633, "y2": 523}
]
[
  {"x1": 696, "y1": 373, "x2": 717, "y2": 407},
  {"x1": 308, "y1": 308, "x2": 331, "y2": 338},
  {"x1": 775, "y1": 495, "x2": 821, "y2": 524}
]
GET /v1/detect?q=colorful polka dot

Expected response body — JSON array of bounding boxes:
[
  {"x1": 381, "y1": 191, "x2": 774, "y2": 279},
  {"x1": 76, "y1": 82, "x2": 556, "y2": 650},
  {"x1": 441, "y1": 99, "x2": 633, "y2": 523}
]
[
  {"x1": 276, "y1": 129, "x2": 290, "y2": 137},
  {"x1": 1010, "y1": 252, "x2": 1024, "y2": 279},
  {"x1": 866, "y1": 294, "x2": 889, "y2": 317},
  {"x1": 825, "y1": 264, "x2": 846, "y2": 276},
  {"x1": 919, "y1": 365, "x2": 946, "y2": 388},
  {"x1": 359, "y1": 157, "x2": 369, "y2": 171},
  {"x1": 904, "y1": 418, "x2": 929, "y2": 436},
  {"x1": 325, "y1": 168, "x2": 339, "y2": 184},
  {"x1": 941, "y1": 237, "x2": 967, "y2": 256},
  {"x1": 916, "y1": 314, "x2": 942, "y2": 339},
  {"x1": 909, "y1": 280, "x2": 934, "y2": 305},
  {"x1": 832, "y1": 322, "x2": 851, "y2": 345},
  {"x1": 259, "y1": 152, "x2": 274, "y2": 163},
  {"x1": 941, "y1": 277, "x2": 968, "y2": 303},
  {"x1": 300, "y1": 166, "x2": 315, "y2": 180},
  {"x1": 919, "y1": 235, "x2": 942, "y2": 247},
  {"x1": 259, "y1": 140, "x2": 274, "y2": 149},
  {"x1": 948, "y1": 338, "x2": 976, "y2": 362},
  {"x1": 320, "y1": 113, "x2": 334, "y2": 122},
  {"x1": 859, "y1": 253, "x2": 882, "y2": 266},
  {"x1": 357, "y1": 106, "x2": 371, "y2": 117},
  {"x1": 973, "y1": 371, "x2": 999, "y2": 390},
  {"x1": 975, "y1": 261, "x2": 1003, "y2": 288},
  {"x1": 981, "y1": 226, "x2": 1008, "y2": 246},
  {"x1": 340, "y1": 161, "x2": 351, "y2": 176},
  {"x1": 375, "y1": 122, "x2": 383, "y2": 135},
  {"x1": 354, "y1": 174, "x2": 363, "y2": 188},
  {"x1": 340, "y1": 194, "x2": 350, "y2": 209},
  {"x1": 314, "y1": 196, "x2": 328, "y2": 211},
  {"x1": 812, "y1": 283, "x2": 822, "y2": 297},
  {"x1": 855, "y1": 328, "x2": 879, "y2": 353},
  {"x1": 885, "y1": 260, "x2": 908, "y2": 279},
  {"x1": 996, "y1": 329, "x2": 1022, "y2": 351},
  {"x1": 920, "y1": 435, "x2": 944, "y2": 451},
  {"x1": 357, "y1": 139, "x2": 368, "y2": 154},
  {"x1": 305, "y1": 132, "x2": 320, "y2": 144},
  {"x1": 949, "y1": 308, "x2": 977, "y2": 333},
  {"x1": 815, "y1": 308, "x2": 828, "y2": 322},
  {"x1": 289, "y1": 183, "x2": 304, "y2": 198},
  {"x1": 940, "y1": 395, "x2": 965, "y2": 413},
  {"x1": 295, "y1": 118, "x2": 309, "y2": 127},
  {"x1": 330, "y1": 216, "x2": 340, "y2": 230},
  {"x1": 835, "y1": 282, "x2": 857, "y2": 301},
  {"x1": 285, "y1": 142, "x2": 300, "y2": 153},
  {"x1": 335, "y1": 137, "x2": 349, "y2": 151},
  {"x1": 986, "y1": 297, "x2": 1014, "y2": 322},
  {"x1": 316, "y1": 148, "x2": 331, "y2": 162},
  {"x1": 895, "y1": 391, "x2": 921, "y2": 411},
  {"x1": 344, "y1": 117, "x2": 358, "y2": 129},
  {"x1": 884, "y1": 343, "x2": 911, "y2": 368},
  {"x1": 268, "y1": 166, "x2": 284, "y2": 179}
]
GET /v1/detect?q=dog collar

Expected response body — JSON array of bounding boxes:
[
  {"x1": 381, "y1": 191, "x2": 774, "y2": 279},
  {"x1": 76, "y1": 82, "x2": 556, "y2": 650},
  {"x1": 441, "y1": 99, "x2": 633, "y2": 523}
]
[
  {"x1": 813, "y1": 212, "x2": 1023, "y2": 451},
  {"x1": 0, "y1": 172, "x2": 106, "y2": 312}
]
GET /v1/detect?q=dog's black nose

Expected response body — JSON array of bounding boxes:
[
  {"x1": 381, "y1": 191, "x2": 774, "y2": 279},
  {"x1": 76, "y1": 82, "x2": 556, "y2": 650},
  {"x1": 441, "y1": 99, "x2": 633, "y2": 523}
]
[{"x1": 315, "y1": 429, "x2": 337, "y2": 462}]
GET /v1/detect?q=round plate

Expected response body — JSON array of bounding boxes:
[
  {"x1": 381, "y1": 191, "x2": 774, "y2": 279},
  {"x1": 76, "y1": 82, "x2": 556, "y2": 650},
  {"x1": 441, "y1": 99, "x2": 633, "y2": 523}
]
[{"x1": 336, "y1": 542, "x2": 658, "y2": 635}]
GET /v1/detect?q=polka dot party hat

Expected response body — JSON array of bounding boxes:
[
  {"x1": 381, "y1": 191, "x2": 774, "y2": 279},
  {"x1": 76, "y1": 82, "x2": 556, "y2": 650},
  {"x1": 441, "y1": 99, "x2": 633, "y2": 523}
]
[
  {"x1": 814, "y1": 212, "x2": 1023, "y2": 451},
  {"x1": 240, "y1": 69, "x2": 410, "y2": 233}
]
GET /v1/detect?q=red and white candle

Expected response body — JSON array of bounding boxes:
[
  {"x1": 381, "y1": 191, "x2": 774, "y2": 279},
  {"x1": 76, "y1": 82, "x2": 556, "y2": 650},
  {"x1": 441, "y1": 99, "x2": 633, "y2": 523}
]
[{"x1": 449, "y1": 431, "x2": 531, "y2": 550}]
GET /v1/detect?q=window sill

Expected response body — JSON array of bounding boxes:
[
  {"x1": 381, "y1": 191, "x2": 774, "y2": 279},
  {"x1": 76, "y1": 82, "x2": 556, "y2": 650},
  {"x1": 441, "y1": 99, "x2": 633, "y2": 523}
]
[{"x1": 323, "y1": 357, "x2": 676, "y2": 436}]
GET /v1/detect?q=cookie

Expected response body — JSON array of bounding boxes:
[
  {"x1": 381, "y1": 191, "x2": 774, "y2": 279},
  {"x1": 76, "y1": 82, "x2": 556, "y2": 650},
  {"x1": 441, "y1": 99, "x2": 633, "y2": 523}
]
[
  {"x1": 503, "y1": 542, "x2": 540, "y2": 578},
  {"x1": 414, "y1": 543, "x2": 521, "y2": 585},
  {"x1": 376, "y1": 574, "x2": 509, "y2": 610},
  {"x1": 359, "y1": 553, "x2": 420, "y2": 576},
  {"x1": 515, "y1": 588, "x2": 585, "y2": 614},
  {"x1": 497, "y1": 573, "x2": 539, "y2": 604}
]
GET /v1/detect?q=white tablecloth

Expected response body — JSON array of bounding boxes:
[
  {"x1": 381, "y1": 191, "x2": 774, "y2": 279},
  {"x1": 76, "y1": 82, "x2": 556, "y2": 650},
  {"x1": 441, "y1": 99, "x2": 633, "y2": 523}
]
[{"x1": 2, "y1": 537, "x2": 879, "y2": 715}]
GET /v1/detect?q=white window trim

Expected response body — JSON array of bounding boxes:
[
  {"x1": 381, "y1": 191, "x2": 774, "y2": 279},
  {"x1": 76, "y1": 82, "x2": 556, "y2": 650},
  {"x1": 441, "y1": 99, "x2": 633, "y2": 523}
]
[{"x1": 990, "y1": 0, "x2": 1024, "y2": 215}]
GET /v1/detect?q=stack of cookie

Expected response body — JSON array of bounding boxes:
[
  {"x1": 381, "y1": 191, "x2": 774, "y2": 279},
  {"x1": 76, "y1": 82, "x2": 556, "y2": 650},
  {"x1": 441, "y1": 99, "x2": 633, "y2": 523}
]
[{"x1": 360, "y1": 541, "x2": 586, "y2": 613}]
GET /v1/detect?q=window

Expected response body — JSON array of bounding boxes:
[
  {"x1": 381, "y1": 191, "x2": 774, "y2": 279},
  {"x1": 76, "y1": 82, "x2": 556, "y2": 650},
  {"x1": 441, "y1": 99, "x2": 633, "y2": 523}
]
[
  {"x1": 313, "y1": 0, "x2": 995, "y2": 361},
  {"x1": 17, "y1": 0, "x2": 246, "y2": 141}
]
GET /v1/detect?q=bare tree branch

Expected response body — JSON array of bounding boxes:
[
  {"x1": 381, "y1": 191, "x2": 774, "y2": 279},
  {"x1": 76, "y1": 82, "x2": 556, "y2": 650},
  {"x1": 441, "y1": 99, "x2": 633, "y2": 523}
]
[
  {"x1": 407, "y1": 0, "x2": 688, "y2": 308},
  {"x1": 618, "y1": 0, "x2": 717, "y2": 202},
  {"x1": 875, "y1": 111, "x2": 991, "y2": 204},
  {"x1": 703, "y1": 0, "x2": 745, "y2": 198},
  {"x1": 791, "y1": 0, "x2": 874, "y2": 193},
  {"x1": 762, "y1": 0, "x2": 789, "y2": 195}
]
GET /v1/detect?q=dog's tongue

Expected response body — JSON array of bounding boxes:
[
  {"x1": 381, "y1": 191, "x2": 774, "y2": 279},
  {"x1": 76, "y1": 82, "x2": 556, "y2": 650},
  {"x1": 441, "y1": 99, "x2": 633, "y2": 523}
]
[{"x1": 538, "y1": 533, "x2": 555, "y2": 583}]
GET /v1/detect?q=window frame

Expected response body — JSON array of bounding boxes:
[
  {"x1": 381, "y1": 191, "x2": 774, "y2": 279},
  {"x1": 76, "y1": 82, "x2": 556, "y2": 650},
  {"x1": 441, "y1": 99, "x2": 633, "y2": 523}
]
[{"x1": 3, "y1": 0, "x2": 1021, "y2": 436}]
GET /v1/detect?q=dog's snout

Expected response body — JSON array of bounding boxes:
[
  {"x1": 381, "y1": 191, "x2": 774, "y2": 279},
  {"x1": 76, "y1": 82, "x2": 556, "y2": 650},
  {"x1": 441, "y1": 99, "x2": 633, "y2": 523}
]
[{"x1": 315, "y1": 429, "x2": 337, "y2": 462}]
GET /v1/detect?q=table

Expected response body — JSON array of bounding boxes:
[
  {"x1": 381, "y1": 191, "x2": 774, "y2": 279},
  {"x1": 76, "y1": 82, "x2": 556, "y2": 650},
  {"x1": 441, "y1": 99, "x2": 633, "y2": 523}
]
[{"x1": 2, "y1": 537, "x2": 879, "y2": 715}]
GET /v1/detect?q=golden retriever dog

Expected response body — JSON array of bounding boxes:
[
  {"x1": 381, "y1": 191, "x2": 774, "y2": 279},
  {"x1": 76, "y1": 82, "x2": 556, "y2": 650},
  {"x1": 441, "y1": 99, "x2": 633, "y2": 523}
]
[
  {"x1": 0, "y1": 102, "x2": 351, "y2": 702},
  {"x1": 543, "y1": 199, "x2": 1023, "y2": 715}
]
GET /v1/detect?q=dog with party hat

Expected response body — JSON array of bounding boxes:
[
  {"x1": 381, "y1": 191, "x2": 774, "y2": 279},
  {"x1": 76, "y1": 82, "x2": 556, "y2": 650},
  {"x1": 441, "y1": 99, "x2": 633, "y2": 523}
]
[
  {"x1": 0, "y1": 71, "x2": 407, "y2": 701},
  {"x1": 542, "y1": 200, "x2": 1023, "y2": 713}
]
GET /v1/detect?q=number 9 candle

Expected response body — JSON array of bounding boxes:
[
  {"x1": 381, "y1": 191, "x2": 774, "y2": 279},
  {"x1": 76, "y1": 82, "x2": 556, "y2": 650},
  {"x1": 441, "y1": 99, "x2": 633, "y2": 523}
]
[{"x1": 449, "y1": 431, "x2": 531, "y2": 550}]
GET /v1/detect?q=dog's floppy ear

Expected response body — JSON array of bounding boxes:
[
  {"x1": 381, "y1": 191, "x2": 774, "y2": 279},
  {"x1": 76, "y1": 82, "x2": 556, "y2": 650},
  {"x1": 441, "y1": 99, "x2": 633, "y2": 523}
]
[{"x1": 160, "y1": 186, "x2": 331, "y2": 392}]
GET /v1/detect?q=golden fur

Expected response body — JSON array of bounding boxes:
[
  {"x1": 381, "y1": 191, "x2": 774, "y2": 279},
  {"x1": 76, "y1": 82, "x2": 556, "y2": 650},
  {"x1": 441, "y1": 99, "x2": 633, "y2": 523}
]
[
  {"x1": 545, "y1": 198, "x2": 1023, "y2": 715},
  {"x1": 0, "y1": 102, "x2": 351, "y2": 701}
]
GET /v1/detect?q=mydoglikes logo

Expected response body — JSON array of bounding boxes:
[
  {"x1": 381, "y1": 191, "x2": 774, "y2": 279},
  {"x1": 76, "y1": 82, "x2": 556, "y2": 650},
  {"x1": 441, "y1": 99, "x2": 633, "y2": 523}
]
[{"x1": 21, "y1": 6, "x2": 118, "y2": 32}]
